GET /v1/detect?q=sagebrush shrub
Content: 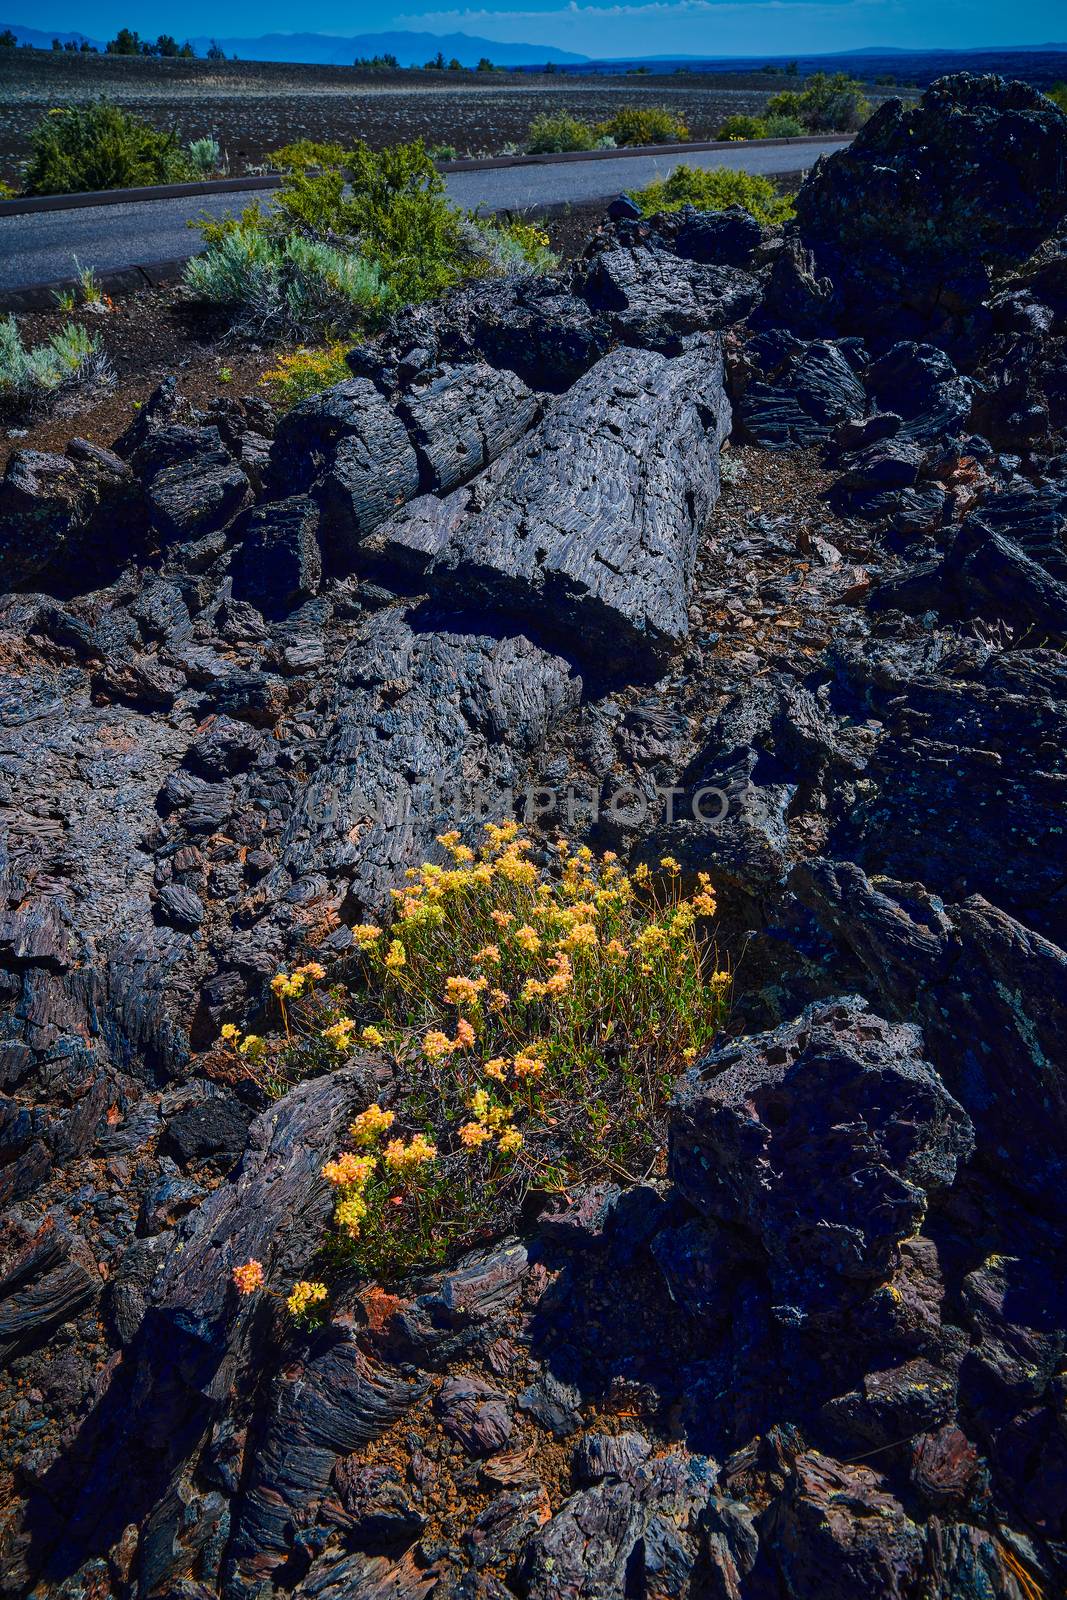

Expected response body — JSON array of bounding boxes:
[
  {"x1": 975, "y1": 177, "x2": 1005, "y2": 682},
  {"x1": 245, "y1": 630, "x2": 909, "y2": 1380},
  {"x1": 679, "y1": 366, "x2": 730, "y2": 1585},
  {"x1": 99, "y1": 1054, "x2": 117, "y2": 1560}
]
[
  {"x1": 186, "y1": 136, "x2": 223, "y2": 177},
  {"x1": 24, "y1": 100, "x2": 189, "y2": 195},
  {"x1": 0, "y1": 316, "x2": 112, "y2": 416},
  {"x1": 184, "y1": 225, "x2": 392, "y2": 338},
  {"x1": 628, "y1": 164, "x2": 794, "y2": 226},
  {"x1": 767, "y1": 72, "x2": 871, "y2": 132},
  {"x1": 220, "y1": 826, "x2": 730, "y2": 1284}
]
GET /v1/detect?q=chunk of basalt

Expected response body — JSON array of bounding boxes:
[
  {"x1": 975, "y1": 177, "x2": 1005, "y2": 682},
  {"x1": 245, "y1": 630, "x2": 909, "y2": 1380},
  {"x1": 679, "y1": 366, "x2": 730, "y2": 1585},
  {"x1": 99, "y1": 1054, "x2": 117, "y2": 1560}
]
[
  {"x1": 674, "y1": 204, "x2": 766, "y2": 268},
  {"x1": 161, "y1": 1088, "x2": 251, "y2": 1170},
  {"x1": 229, "y1": 495, "x2": 323, "y2": 620},
  {"x1": 865, "y1": 341, "x2": 974, "y2": 444},
  {"x1": 465, "y1": 1486, "x2": 551, "y2": 1570},
  {"x1": 763, "y1": 1451, "x2": 926, "y2": 1599},
  {"x1": 185, "y1": 714, "x2": 265, "y2": 779},
  {"x1": 0, "y1": 1222, "x2": 101, "y2": 1366},
  {"x1": 959, "y1": 1253, "x2": 1067, "y2": 1410},
  {"x1": 735, "y1": 333, "x2": 867, "y2": 449},
  {"x1": 910, "y1": 1425, "x2": 982, "y2": 1508},
  {"x1": 796, "y1": 73, "x2": 1067, "y2": 328},
  {"x1": 821, "y1": 1358, "x2": 959, "y2": 1453},
  {"x1": 273, "y1": 609, "x2": 580, "y2": 921},
  {"x1": 580, "y1": 245, "x2": 761, "y2": 345},
  {"x1": 356, "y1": 488, "x2": 471, "y2": 584},
  {"x1": 0, "y1": 443, "x2": 142, "y2": 590},
  {"x1": 430, "y1": 340, "x2": 730, "y2": 676},
  {"x1": 572, "y1": 1432, "x2": 652, "y2": 1485},
  {"x1": 324, "y1": 1461, "x2": 426, "y2": 1551},
  {"x1": 923, "y1": 1520, "x2": 1048, "y2": 1600},
  {"x1": 436, "y1": 1375, "x2": 514, "y2": 1456},
  {"x1": 49, "y1": 1065, "x2": 380, "y2": 1563},
  {"x1": 359, "y1": 1240, "x2": 530, "y2": 1369},
  {"x1": 791, "y1": 861, "x2": 1067, "y2": 1210},
  {"x1": 141, "y1": 425, "x2": 251, "y2": 542},
  {"x1": 227, "y1": 1327, "x2": 429, "y2": 1585},
  {"x1": 514, "y1": 1448, "x2": 719, "y2": 1600},
  {"x1": 396, "y1": 361, "x2": 539, "y2": 495},
  {"x1": 670, "y1": 996, "x2": 974, "y2": 1315}
]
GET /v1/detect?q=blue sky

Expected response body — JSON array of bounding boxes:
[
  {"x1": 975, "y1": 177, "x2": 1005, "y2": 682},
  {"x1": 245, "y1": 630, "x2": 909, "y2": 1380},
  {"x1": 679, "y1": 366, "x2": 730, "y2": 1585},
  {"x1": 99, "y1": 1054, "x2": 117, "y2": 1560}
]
[{"x1": 28, "y1": 0, "x2": 1067, "y2": 58}]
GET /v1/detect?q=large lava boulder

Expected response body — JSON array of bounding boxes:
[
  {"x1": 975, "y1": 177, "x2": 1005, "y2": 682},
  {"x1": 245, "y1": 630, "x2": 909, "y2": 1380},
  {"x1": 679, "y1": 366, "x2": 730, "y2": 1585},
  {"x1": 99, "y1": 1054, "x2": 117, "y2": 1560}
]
[{"x1": 795, "y1": 74, "x2": 1067, "y2": 334}]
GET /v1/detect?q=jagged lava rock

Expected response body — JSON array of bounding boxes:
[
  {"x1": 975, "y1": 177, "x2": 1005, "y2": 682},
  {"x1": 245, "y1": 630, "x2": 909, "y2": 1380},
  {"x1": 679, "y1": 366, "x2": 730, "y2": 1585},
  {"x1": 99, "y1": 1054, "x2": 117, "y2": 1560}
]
[
  {"x1": 670, "y1": 996, "x2": 974, "y2": 1311},
  {"x1": 431, "y1": 339, "x2": 730, "y2": 676},
  {"x1": 796, "y1": 73, "x2": 1067, "y2": 329}
]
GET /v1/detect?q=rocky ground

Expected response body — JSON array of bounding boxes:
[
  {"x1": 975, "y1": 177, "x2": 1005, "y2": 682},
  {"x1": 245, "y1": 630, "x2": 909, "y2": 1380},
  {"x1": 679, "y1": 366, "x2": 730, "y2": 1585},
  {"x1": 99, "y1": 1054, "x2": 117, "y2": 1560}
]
[{"x1": 0, "y1": 70, "x2": 1066, "y2": 1600}]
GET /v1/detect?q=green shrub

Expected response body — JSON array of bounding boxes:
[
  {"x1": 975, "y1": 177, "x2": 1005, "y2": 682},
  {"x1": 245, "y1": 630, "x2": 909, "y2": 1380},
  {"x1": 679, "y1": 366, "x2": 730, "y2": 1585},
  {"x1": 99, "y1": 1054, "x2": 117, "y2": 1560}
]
[
  {"x1": 186, "y1": 136, "x2": 223, "y2": 177},
  {"x1": 24, "y1": 100, "x2": 190, "y2": 195},
  {"x1": 0, "y1": 316, "x2": 112, "y2": 415},
  {"x1": 768, "y1": 72, "x2": 871, "y2": 133},
  {"x1": 1049, "y1": 84, "x2": 1067, "y2": 116},
  {"x1": 527, "y1": 111, "x2": 596, "y2": 153},
  {"x1": 595, "y1": 105, "x2": 689, "y2": 145},
  {"x1": 186, "y1": 141, "x2": 557, "y2": 336},
  {"x1": 715, "y1": 114, "x2": 768, "y2": 141},
  {"x1": 427, "y1": 143, "x2": 457, "y2": 161},
  {"x1": 267, "y1": 139, "x2": 348, "y2": 172},
  {"x1": 184, "y1": 225, "x2": 392, "y2": 338},
  {"x1": 627, "y1": 164, "x2": 794, "y2": 226},
  {"x1": 764, "y1": 113, "x2": 804, "y2": 138}
]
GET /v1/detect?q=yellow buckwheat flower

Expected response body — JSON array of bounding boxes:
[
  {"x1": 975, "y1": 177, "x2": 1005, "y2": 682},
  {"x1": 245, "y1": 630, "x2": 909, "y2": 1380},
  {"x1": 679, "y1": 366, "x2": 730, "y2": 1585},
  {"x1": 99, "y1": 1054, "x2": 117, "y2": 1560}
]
[
  {"x1": 423, "y1": 1030, "x2": 454, "y2": 1062},
  {"x1": 296, "y1": 961, "x2": 326, "y2": 981},
  {"x1": 384, "y1": 1134, "x2": 437, "y2": 1173},
  {"x1": 239, "y1": 1034, "x2": 265, "y2": 1059},
  {"x1": 514, "y1": 925, "x2": 541, "y2": 954},
  {"x1": 322, "y1": 1152, "x2": 375, "y2": 1189},
  {"x1": 334, "y1": 1193, "x2": 368, "y2": 1234},
  {"x1": 453, "y1": 1017, "x2": 476, "y2": 1051},
  {"x1": 459, "y1": 1120, "x2": 493, "y2": 1148},
  {"x1": 220, "y1": 1022, "x2": 239, "y2": 1042},
  {"x1": 498, "y1": 1127, "x2": 524, "y2": 1155},
  {"x1": 522, "y1": 978, "x2": 548, "y2": 1001},
  {"x1": 490, "y1": 909, "x2": 513, "y2": 929},
  {"x1": 352, "y1": 924, "x2": 382, "y2": 947},
  {"x1": 350, "y1": 1104, "x2": 395, "y2": 1146},
  {"x1": 322, "y1": 1018, "x2": 356, "y2": 1052},
  {"x1": 513, "y1": 1051, "x2": 545, "y2": 1080},
  {"x1": 287, "y1": 1280, "x2": 328, "y2": 1318},
  {"x1": 484, "y1": 1057, "x2": 507, "y2": 1082},
  {"x1": 474, "y1": 944, "x2": 501, "y2": 966},
  {"x1": 489, "y1": 988, "x2": 510, "y2": 1012},
  {"x1": 660, "y1": 856, "x2": 682, "y2": 875},
  {"x1": 361, "y1": 1025, "x2": 386, "y2": 1048},
  {"x1": 444, "y1": 975, "x2": 488, "y2": 1008},
  {"x1": 232, "y1": 1260, "x2": 264, "y2": 1294},
  {"x1": 384, "y1": 940, "x2": 406, "y2": 971}
]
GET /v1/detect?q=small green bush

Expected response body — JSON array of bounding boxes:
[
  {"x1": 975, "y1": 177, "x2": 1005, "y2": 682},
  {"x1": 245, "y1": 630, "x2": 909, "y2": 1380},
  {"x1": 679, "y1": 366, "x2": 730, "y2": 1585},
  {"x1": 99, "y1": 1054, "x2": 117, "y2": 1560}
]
[
  {"x1": 186, "y1": 136, "x2": 223, "y2": 177},
  {"x1": 1049, "y1": 84, "x2": 1067, "y2": 116},
  {"x1": 0, "y1": 316, "x2": 112, "y2": 415},
  {"x1": 527, "y1": 111, "x2": 596, "y2": 153},
  {"x1": 595, "y1": 105, "x2": 689, "y2": 145},
  {"x1": 627, "y1": 164, "x2": 794, "y2": 227},
  {"x1": 267, "y1": 139, "x2": 348, "y2": 172},
  {"x1": 24, "y1": 100, "x2": 190, "y2": 195},
  {"x1": 186, "y1": 141, "x2": 557, "y2": 337},
  {"x1": 715, "y1": 114, "x2": 768, "y2": 141},
  {"x1": 767, "y1": 72, "x2": 871, "y2": 133},
  {"x1": 184, "y1": 226, "x2": 392, "y2": 338},
  {"x1": 764, "y1": 113, "x2": 804, "y2": 138}
]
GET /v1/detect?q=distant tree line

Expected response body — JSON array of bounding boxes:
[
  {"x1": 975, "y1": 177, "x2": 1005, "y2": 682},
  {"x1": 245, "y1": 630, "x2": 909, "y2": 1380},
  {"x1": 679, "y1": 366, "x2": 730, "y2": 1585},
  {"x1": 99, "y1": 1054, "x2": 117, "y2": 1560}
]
[
  {"x1": 0, "y1": 27, "x2": 233, "y2": 58},
  {"x1": 353, "y1": 51, "x2": 505, "y2": 72}
]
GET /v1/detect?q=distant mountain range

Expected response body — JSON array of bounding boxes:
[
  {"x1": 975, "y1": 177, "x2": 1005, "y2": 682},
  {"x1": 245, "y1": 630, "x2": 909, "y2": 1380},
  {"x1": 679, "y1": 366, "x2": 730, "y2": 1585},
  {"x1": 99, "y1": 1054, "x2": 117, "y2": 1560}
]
[{"x1": 0, "y1": 21, "x2": 587, "y2": 66}]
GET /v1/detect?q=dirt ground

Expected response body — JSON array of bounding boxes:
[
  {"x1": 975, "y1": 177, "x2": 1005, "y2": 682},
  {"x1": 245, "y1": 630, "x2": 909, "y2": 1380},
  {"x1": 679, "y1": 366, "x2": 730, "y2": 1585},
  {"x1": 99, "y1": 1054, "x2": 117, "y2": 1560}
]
[{"x1": 0, "y1": 52, "x2": 881, "y2": 182}]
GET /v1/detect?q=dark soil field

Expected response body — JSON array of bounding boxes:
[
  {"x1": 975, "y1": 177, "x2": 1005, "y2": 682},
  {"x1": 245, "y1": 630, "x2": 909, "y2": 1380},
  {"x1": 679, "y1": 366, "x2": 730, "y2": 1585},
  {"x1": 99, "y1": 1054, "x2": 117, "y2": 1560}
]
[{"x1": 0, "y1": 51, "x2": 881, "y2": 184}]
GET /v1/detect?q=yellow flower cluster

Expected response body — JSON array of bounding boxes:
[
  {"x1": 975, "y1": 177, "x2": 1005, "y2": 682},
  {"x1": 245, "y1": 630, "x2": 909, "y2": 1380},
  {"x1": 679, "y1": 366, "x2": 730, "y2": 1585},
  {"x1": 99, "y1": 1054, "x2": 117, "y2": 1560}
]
[
  {"x1": 270, "y1": 960, "x2": 326, "y2": 1001},
  {"x1": 460, "y1": 1086, "x2": 523, "y2": 1156},
  {"x1": 351, "y1": 1104, "x2": 395, "y2": 1146},
  {"x1": 383, "y1": 1133, "x2": 438, "y2": 1173},
  {"x1": 286, "y1": 1279, "x2": 327, "y2": 1319}
]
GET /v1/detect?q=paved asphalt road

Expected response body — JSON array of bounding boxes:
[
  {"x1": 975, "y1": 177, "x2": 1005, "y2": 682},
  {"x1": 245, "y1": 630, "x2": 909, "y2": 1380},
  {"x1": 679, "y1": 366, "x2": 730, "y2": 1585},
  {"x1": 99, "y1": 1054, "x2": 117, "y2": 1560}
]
[{"x1": 0, "y1": 142, "x2": 843, "y2": 293}]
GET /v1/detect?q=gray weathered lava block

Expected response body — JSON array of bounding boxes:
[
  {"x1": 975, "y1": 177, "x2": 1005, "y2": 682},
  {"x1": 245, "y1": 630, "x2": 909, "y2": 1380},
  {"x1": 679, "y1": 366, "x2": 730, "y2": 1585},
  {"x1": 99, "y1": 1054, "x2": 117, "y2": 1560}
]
[{"x1": 432, "y1": 339, "x2": 730, "y2": 675}]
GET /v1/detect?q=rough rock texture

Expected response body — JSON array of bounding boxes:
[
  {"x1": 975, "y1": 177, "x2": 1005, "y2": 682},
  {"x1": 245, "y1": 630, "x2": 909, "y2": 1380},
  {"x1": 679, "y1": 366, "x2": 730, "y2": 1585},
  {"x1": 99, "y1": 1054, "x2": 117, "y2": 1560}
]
[
  {"x1": 432, "y1": 339, "x2": 731, "y2": 674},
  {"x1": 2, "y1": 67, "x2": 1067, "y2": 1600}
]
